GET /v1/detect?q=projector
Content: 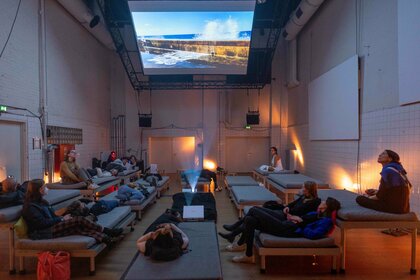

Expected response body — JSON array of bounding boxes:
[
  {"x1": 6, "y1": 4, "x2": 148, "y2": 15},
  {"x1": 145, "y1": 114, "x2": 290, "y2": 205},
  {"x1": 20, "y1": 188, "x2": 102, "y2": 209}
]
[
  {"x1": 139, "y1": 114, "x2": 152, "y2": 127},
  {"x1": 246, "y1": 111, "x2": 260, "y2": 125}
]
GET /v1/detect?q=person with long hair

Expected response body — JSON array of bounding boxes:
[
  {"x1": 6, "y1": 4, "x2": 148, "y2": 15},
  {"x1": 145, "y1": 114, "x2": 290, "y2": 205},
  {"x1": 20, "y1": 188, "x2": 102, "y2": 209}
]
[
  {"x1": 356, "y1": 149, "x2": 411, "y2": 214},
  {"x1": 259, "y1": 146, "x2": 284, "y2": 172},
  {"x1": 220, "y1": 197, "x2": 341, "y2": 264},
  {"x1": 220, "y1": 181, "x2": 321, "y2": 245},
  {"x1": 137, "y1": 212, "x2": 189, "y2": 261},
  {"x1": 22, "y1": 179, "x2": 122, "y2": 244}
]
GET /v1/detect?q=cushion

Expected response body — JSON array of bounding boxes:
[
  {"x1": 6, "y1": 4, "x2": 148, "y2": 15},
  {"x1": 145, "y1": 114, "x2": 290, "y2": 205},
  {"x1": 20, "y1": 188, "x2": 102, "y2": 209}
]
[
  {"x1": 122, "y1": 222, "x2": 222, "y2": 280},
  {"x1": 44, "y1": 189, "x2": 80, "y2": 205},
  {"x1": 96, "y1": 206, "x2": 131, "y2": 228},
  {"x1": 258, "y1": 232, "x2": 336, "y2": 248},
  {"x1": 92, "y1": 176, "x2": 119, "y2": 185},
  {"x1": 14, "y1": 217, "x2": 28, "y2": 239},
  {"x1": 16, "y1": 235, "x2": 96, "y2": 250},
  {"x1": 47, "y1": 182, "x2": 87, "y2": 189},
  {"x1": 226, "y1": 176, "x2": 258, "y2": 187},
  {"x1": 0, "y1": 205, "x2": 22, "y2": 223},
  {"x1": 318, "y1": 189, "x2": 419, "y2": 221},
  {"x1": 118, "y1": 169, "x2": 139, "y2": 176},
  {"x1": 268, "y1": 174, "x2": 329, "y2": 189},
  {"x1": 254, "y1": 168, "x2": 294, "y2": 176},
  {"x1": 231, "y1": 185, "x2": 279, "y2": 204},
  {"x1": 134, "y1": 176, "x2": 169, "y2": 188}
]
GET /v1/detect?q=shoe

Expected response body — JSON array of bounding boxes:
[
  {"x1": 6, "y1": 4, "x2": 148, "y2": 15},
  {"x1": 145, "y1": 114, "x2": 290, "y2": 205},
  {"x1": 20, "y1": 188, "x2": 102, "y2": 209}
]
[
  {"x1": 232, "y1": 254, "x2": 255, "y2": 264},
  {"x1": 226, "y1": 243, "x2": 246, "y2": 252},
  {"x1": 223, "y1": 220, "x2": 243, "y2": 232},
  {"x1": 102, "y1": 235, "x2": 118, "y2": 247},
  {"x1": 103, "y1": 227, "x2": 123, "y2": 237},
  {"x1": 215, "y1": 187, "x2": 223, "y2": 192},
  {"x1": 218, "y1": 232, "x2": 236, "y2": 243}
]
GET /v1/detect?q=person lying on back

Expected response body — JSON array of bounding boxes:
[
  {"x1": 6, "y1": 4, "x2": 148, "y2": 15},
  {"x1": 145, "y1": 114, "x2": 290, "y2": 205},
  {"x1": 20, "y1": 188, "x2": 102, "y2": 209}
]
[{"x1": 0, "y1": 177, "x2": 26, "y2": 209}]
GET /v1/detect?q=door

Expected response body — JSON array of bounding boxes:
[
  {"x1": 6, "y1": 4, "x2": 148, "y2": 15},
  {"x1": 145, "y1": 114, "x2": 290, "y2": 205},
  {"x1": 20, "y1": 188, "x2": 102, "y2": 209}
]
[
  {"x1": 0, "y1": 121, "x2": 23, "y2": 182},
  {"x1": 225, "y1": 137, "x2": 270, "y2": 173},
  {"x1": 149, "y1": 137, "x2": 196, "y2": 173}
]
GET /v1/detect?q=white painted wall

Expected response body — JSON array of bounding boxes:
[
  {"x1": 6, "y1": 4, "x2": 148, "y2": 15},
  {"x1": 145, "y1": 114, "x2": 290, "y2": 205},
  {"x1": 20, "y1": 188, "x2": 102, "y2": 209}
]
[
  {"x1": 0, "y1": 0, "x2": 114, "y2": 180},
  {"x1": 273, "y1": 0, "x2": 420, "y2": 213}
]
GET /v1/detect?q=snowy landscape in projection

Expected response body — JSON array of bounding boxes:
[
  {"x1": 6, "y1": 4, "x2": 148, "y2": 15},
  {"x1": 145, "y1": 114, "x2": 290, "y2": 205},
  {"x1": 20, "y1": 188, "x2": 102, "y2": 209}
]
[{"x1": 131, "y1": 11, "x2": 254, "y2": 75}]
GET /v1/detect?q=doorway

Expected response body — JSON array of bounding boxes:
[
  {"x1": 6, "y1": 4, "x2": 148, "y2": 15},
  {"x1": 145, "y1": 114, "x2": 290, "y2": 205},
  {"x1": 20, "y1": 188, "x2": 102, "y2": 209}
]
[
  {"x1": 149, "y1": 137, "x2": 196, "y2": 173},
  {"x1": 0, "y1": 121, "x2": 24, "y2": 182},
  {"x1": 225, "y1": 137, "x2": 270, "y2": 173}
]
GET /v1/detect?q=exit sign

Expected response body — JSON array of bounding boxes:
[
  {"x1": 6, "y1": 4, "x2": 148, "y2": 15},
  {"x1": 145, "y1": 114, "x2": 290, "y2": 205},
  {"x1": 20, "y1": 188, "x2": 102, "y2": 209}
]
[{"x1": 0, "y1": 105, "x2": 7, "y2": 112}]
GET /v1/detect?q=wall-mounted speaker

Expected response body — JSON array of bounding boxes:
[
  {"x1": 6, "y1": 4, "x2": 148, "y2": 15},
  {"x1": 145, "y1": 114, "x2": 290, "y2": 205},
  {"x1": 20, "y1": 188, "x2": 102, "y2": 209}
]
[
  {"x1": 246, "y1": 112, "x2": 260, "y2": 125},
  {"x1": 139, "y1": 114, "x2": 152, "y2": 127}
]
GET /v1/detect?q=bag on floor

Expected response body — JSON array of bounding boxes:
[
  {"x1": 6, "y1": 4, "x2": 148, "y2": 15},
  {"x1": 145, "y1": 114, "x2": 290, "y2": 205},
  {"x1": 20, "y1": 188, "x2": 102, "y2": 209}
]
[{"x1": 37, "y1": 251, "x2": 70, "y2": 280}]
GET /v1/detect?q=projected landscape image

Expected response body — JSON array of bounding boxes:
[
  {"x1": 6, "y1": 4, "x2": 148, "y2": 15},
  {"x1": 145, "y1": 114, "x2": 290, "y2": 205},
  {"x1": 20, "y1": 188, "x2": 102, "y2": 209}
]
[{"x1": 132, "y1": 12, "x2": 254, "y2": 75}]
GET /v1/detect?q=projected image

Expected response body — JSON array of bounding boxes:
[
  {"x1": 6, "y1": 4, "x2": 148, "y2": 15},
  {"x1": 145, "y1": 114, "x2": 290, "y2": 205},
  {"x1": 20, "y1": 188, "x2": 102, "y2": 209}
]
[{"x1": 132, "y1": 11, "x2": 254, "y2": 75}]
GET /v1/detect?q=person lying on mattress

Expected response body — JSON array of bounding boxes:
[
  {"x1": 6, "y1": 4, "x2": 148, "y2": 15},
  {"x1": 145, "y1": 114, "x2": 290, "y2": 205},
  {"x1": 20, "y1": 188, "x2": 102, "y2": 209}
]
[
  {"x1": 22, "y1": 179, "x2": 122, "y2": 245},
  {"x1": 356, "y1": 149, "x2": 411, "y2": 214},
  {"x1": 137, "y1": 211, "x2": 189, "y2": 261},
  {"x1": 259, "y1": 146, "x2": 284, "y2": 172},
  {"x1": 59, "y1": 150, "x2": 92, "y2": 185},
  {"x1": 0, "y1": 177, "x2": 26, "y2": 209},
  {"x1": 220, "y1": 181, "x2": 321, "y2": 241},
  {"x1": 219, "y1": 197, "x2": 341, "y2": 264}
]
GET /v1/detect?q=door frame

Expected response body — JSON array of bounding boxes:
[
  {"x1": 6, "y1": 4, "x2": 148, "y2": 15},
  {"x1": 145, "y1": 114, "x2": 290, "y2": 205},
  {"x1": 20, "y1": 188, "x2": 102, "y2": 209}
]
[{"x1": 0, "y1": 117, "x2": 28, "y2": 182}]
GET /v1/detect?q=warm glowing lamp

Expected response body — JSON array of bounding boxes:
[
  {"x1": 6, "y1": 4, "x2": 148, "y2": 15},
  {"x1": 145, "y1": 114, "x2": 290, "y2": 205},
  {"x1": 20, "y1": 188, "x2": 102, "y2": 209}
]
[{"x1": 203, "y1": 160, "x2": 216, "y2": 171}]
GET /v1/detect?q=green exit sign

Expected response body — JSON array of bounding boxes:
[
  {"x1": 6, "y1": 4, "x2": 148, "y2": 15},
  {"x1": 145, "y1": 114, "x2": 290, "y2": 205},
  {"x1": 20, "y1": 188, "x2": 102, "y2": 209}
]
[{"x1": 0, "y1": 105, "x2": 7, "y2": 112}]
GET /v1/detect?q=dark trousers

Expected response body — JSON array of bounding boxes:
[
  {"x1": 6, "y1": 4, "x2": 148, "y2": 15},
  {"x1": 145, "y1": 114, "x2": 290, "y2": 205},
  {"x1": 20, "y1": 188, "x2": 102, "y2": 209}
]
[
  {"x1": 238, "y1": 207, "x2": 298, "y2": 256},
  {"x1": 52, "y1": 216, "x2": 104, "y2": 242},
  {"x1": 200, "y1": 169, "x2": 218, "y2": 188},
  {"x1": 356, "y1": 195, "x2": 399, "y2": 214}
]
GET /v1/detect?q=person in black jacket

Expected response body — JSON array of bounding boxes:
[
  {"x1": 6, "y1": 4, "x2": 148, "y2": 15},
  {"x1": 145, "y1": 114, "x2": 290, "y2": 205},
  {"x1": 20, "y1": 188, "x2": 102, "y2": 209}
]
[
  {"x1": 220, "y1": 181, "x2": 321, "y2": 241},
  {"x1": 356, "y1": 150, "x2": 411, "y2": 214},
  {"x1": 22, "y1": 179, "x2": 122, "y2": 243}
]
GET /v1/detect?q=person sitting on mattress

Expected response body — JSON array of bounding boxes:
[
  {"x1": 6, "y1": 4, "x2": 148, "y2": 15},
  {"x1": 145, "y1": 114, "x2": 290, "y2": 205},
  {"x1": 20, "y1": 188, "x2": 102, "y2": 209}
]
[
  {"x1": 137, "y1": 212, "x2": 189, "y2": 261},
  {"x1": 0, "y1": 176, "x2": 26, "y2": 209},
  {"x1": 220, "y1": 181, "x2": 321, "y2": 241},
  {"x1": 59, "y1": 150, "x2": 91, "y2": 184},
  {"x1": 23, "y1": 179, "x2": 122, "y2": 245},
  {"x1": 219, "y1": 197, "x2": 340, "y2": 263},
  {"x1": 259, "y1": 146, "x2": 284, "y2": 172},
  {"x1": 356, "y1": 149, "x2": 411, "y2": 214}
]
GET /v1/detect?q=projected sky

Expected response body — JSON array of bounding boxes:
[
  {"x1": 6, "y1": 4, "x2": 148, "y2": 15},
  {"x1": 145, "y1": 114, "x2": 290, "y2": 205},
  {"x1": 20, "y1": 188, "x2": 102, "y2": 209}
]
[{"x1": 131, "y1": 11, "x2": 254, "y2": 75}]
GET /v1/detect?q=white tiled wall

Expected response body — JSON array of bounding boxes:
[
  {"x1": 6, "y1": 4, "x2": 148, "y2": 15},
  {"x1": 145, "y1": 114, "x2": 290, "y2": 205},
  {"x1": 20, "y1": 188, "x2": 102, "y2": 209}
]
[{"x1": 287, "y1": 103, "x2": 420, "y2": 214}]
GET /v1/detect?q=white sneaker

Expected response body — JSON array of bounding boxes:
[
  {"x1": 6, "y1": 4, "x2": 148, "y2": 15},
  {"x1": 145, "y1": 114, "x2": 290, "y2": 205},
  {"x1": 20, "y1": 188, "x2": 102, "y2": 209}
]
[
  {"x1": 226, "y1": 243, "x2": 246, "y2": 252},
  {"x1": 232, "y1": 254, "x2": 255, "y2": 264}
]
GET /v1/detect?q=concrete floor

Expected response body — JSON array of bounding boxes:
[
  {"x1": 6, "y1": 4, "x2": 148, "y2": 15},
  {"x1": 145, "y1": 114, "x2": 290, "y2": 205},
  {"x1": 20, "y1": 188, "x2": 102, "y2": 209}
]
[{"x1": 0, "y1": 174, "x2": 419, "y2": 279}]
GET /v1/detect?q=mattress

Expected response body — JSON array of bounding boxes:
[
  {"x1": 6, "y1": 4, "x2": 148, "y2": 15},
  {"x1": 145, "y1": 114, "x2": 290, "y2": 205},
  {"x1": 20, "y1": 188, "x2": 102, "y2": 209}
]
[
  {"x1": 121, "y1": 222, "x2": 222, "y2": 280},
  {"x1": 225, "y1": 176, "x2": 259, "y2": 187},
  {"x1": 267, "y1": 174, "x2": 329, "y2": 189},
  {"x1": 231, "y1": 185, "x2": 279, "y2": 205},
  {"x1": 0, "y1": 189, "x2": 81, "y2": 224},
  {"x1": 96, "y1": 206, "x2": 131, "y2": 229},
  {"x1": 318, "y1": 189, "x2": 419, "y2": 221},
  {"x1": 253, "y1": 168, "x2": 294, "y2": 176},
  {"x1": 134, "y1": 176, "x2": 169, "y2": 188},
  {"x1": 118, "y1": 168, "x2": 139, "y2": 176},
  {"x1": 258, "y1": 232, "x2": 336, "y2": 248}
]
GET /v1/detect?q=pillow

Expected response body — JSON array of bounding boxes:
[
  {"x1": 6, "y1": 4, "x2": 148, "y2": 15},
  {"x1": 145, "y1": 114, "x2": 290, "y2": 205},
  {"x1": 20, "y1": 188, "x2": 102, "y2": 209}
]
[{"x1": 14, "y1": 216, "x2": 28, "y2": 239}]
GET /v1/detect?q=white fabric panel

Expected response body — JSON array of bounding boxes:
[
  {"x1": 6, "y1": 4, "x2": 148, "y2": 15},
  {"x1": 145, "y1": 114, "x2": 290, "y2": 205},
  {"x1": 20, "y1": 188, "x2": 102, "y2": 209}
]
[
  {"x1": 398, "y1": 0, "x2": 420, "y2": 105},
  {"x1": 308, "y1": 55, "x2": 359, "y2": 140}
]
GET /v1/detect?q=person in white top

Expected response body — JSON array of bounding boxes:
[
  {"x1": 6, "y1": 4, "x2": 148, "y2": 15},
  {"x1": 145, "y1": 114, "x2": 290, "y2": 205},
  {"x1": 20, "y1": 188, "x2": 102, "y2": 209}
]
[
  {"x1": 270, "y1": 146, "x2": 283, "y2": 171},
  {"x1": 259, "y1": 146, "x2": 283, "y2": 172}
]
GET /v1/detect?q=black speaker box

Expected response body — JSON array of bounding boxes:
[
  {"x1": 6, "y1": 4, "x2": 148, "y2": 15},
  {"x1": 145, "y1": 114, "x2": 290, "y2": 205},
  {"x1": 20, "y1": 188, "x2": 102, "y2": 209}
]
[
  {"x1": 139, "y1": 114, "x2": 152, "y2": 127},
  {"x1": 246, "y1": 112, "x2": 260, "y2": 125}
]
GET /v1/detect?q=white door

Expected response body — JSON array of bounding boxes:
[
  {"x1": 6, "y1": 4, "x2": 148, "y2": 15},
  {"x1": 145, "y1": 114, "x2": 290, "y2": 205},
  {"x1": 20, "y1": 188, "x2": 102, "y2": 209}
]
[
  {"x1": 225, "y1": 137, "x2": 270, "y2": 173},
  {"x1": 0, "y1": 121, "x2": 23, "y2": 182},
  {"x1": 149, "y1": 137, "x2": 196, "y2": 173}
]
